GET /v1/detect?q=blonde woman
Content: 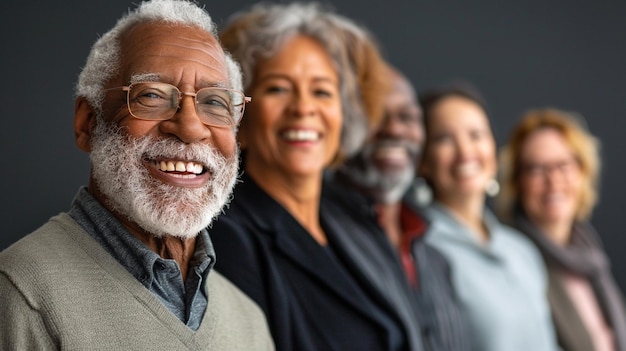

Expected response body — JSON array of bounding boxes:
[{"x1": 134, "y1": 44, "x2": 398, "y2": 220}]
[{"x1": 499, "y1": 108, "x2": 626, "y2": 351}]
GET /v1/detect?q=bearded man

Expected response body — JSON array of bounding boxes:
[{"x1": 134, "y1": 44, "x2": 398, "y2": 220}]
[
  {"x1": 332, "y1": 67, "x2": 471, "y2": 351},
  {"x1": 0, "y1": 1, "x2": 273, "y2": 350}
]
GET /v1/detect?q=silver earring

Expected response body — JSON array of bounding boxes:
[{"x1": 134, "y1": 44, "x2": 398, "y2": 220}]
[
  {"x1": 413, "y1": 177, "x2": 433, "y2": 207},
  {"x1": 485, "y1": 179, "x2": 500, "y2": 197}
]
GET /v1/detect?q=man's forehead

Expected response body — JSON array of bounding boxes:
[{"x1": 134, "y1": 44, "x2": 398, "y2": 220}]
[
  {"x1": 117, "y1": 22, "x2": 229, "y2": 85},
  {"x1": 123, "y1": 21, "x2": 218, "y2": 42},
  {"x1": 120, "y1": 22, "x2": 224, "y2": 58}
]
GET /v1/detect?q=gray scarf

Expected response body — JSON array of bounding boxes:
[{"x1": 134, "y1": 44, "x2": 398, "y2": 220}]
[{"x1": 514, "y1": 211, "x2": 626, "y2": 350}]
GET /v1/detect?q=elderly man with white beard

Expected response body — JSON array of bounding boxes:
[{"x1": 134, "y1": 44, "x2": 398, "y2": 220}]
[
  {"x1": 330, "y1": 67, "x2": 471, "y2": 351},
  {"x1": 0, "y1": 1, "x2": 273, "y2": 350}
]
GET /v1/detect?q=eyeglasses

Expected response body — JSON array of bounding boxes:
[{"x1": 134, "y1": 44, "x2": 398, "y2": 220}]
[
  {"x1": 105, "y1": 82, "x2": 251, "y2": 127},
  {"x1": 521, "y1": 158, "x2": 580, "y2": 179}
]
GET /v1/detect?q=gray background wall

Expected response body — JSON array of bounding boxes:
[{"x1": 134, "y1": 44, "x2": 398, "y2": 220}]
[{"x1": 1, "y1": 1, "x2": 625, "y2": 289}]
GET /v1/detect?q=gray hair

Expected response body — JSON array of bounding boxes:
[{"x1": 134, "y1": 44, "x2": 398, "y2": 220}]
[
  {"x1": 75, "y1": 0, "x2": 243, "y2": 113},
  {"x1": 220, "y1": 2, "x2": 369, "y2": 157}
]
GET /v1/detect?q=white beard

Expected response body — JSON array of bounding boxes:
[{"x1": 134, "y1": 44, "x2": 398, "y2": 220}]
[
  {"x1": 89, "y1": 119, "x2": 239, "y2": 239},
  {"x1": 341, "y1": 139, "x2": 419, "y2": 204}
]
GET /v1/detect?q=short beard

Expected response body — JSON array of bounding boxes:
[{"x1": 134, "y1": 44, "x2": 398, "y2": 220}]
[
  {"x1": 340, "y1": 140, "x2": 419, "y2": 204},
  {"x1": 89, "y1": 118, "x2": 239, "y2": 239}
]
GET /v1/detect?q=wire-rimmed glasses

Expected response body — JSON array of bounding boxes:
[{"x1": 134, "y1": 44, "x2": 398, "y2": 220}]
[{"x1": 105, "y1": 82, "x2": 250, "y2": 127}]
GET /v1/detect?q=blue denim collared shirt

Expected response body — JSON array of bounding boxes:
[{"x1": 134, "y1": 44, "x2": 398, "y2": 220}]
[{"x1": 68, "y1": 187, "x2": 214, "y2": 330}]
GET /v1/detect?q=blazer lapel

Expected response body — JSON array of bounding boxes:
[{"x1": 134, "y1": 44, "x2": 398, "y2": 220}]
[
  {"x1": 271, "y1": 212, "x2": 383, "y2": 319},
  {"x1": 320, "y1": 185, "x2": 425, "y2": 351},
  {"x1": 236, "y1": 173, "x2": 383, "y2": 322}
]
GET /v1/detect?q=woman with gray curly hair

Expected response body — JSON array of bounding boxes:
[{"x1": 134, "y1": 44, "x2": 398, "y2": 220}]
[{"x1": 208, "y1": 2, "x2": 418, "y2": 351}]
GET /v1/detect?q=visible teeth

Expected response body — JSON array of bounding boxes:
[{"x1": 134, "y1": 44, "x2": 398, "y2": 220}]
[
  {"x1": 154, "y1": 160, "x2": 204, "y2": 174},
  {"x1": 456, "y1": 162, "x2": 479, "y2": 177},
  {"x1": 167, "y1": 173, "x2": 197, "y2": 179},
  {"x1": 545, "y1": 193, "x2": 565, "y2": 202},
  {"x1": 374, "y1": 145, "x2": 405, "y2": 159},
  {"x1": 282, "y1": 130, "x2": 318, "y2": 141},
  {"x1": 175, "y1": 161, "x2": 185, "y2": 172}
]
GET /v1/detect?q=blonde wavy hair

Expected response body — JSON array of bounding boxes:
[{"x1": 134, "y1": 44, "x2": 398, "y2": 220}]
[{"x1": 497, "y1": 108, "x2": 601, "y2": 221}]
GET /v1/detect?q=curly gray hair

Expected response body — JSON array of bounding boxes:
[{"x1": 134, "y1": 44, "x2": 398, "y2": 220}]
[
  {"x1": 75, "y1": 0, "x2": 243, "y2": 113},
  {"x1": 220, "y1": 2, "x2": 370, "y2": 157}
]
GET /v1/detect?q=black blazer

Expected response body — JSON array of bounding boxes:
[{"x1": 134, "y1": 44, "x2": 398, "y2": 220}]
[
  {"x1": 210, "y1": 172, "x2": 414, "y2": 351},
  {"x1": 327, "y1": 173, "x2": 469, "y2": 351}
]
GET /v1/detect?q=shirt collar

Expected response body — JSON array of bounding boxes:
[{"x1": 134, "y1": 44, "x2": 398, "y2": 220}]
[{"x1": 68, "y1": 187, "x2": 216, "y2": 288}]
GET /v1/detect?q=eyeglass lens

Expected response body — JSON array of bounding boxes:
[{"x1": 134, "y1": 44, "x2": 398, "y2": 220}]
[{"x1": 127, "y1": 82, "x2": 245, "y2": 126}]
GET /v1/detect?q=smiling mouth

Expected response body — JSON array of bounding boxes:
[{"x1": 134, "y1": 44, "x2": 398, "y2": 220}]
[
  {"x1": 455, "y1": 162, "x2": 480, "y2": 177},
  {"x1": 373, "y1": 145, "x2": 408, "y2": 160},
  {"x1": 281, "y1": 129, "x2": 320, "y2": 142},
  {"x1": 147, "y1": 158, "x2": 207, "y2": 178},
  {"x1": 543, "y1": 193, "x2": 568, "y2": 202}
]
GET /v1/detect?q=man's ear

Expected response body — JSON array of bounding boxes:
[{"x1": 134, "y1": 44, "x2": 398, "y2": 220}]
[{"x1": 74, "y1": 97, "x2": 96, "y2": 152}]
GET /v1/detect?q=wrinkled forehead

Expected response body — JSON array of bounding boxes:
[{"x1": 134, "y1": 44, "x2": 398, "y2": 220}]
[{"x1": 116, "y1": 21, "x2": 229, "y2": 87}]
